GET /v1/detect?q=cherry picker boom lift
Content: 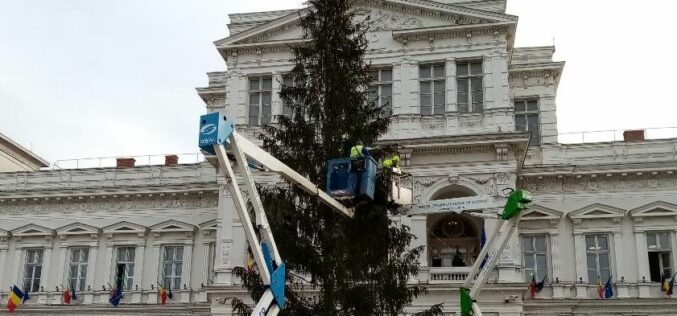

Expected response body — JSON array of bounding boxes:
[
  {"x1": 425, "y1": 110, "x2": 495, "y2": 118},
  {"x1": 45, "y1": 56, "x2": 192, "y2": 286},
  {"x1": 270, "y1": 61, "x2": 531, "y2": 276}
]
[{"x1": 198, "y1": 112, "x2": 531, "y2": 316}]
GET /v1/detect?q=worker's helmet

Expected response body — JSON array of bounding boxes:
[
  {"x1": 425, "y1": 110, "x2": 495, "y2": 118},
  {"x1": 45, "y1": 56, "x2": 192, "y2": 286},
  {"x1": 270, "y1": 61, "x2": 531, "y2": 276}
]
[{"x1": 392, "y1": 155, "x2": 400, "y2": 163}]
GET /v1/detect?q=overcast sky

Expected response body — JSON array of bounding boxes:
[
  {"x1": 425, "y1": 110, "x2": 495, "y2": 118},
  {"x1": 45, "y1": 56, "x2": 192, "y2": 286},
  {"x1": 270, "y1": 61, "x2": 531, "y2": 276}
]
[{"x1": 1, "y1": 0, "x2": 675, "y2": 165}]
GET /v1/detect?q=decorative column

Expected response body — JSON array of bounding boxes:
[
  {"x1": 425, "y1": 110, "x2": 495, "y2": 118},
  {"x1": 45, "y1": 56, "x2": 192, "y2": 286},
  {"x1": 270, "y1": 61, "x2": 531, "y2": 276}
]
[
  {"x1": 225, "y1": 72, "x2": 247, "y2": 125},
  {"x1": 573, "y1": 232, "x2": 588, "y2": 298},
  {"x1": 0, "y1": 247, "x2": 7, "y2": 288},
  {"x1": 549, "y1": 233, "x2": 566, "y2": 299},
  {"x1": 391, "y1": 61, "x2": 404, "y2": 116},
  {"x1": 102, "y1": 244, "x2": 114, "y2": 304},
  {"x1": 214, "y1": 186, "x2": 234, "y2": 285},
  {"x1": 406, "y1": 59, "x2": 420, "y2": 114},
  {"x1": 146, "y1": 245, "x2": 160, "y2": 304},
  {"x1": 612, "y1": 232, "x2": 625, "y2": 281},
  {"x1": 12, "y1": 248, "x2": 21, "y2": 285},
  {"x1": 410, "y1": 215, "x2": 428, "y2": 282},
  {"x1": 180, "y1": 242, "x2": 193, "y2": 303},
  {"x1": 271, "y1": 71, "x2": 282, "y2": 122},
  {"x1": 485, "y1": 52, "x2": 510, "y2": 110},
  {"x1": 84, "y1": 244, "x2": 97, "y2": 304},
  {"x1": 38, "y1": 243, "x2": 52, "y2": 304},
  {"x1": 444, "y1": 57, "x2": 457, "y2": 113},
  {"x1": 53, "y1": 244, "x2": 67, "y2": 304},
  {"x1": 635, "y1": 231, "x2": 651, "y2": 298},
  {"x1": 131, "y1": 245, "x2": 144, "y2": 303}
]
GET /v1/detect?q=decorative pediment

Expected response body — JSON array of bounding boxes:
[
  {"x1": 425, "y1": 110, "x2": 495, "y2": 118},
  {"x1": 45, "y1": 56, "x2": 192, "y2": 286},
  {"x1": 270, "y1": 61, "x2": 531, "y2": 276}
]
[
  {"x1": 199, "y1": 220, "x2": 217, "y2": 237},
  {"x1": 0, "y1": 228, "x2": 9, "y2": 238},
  {"x1": 56, "y1": 223, "x2": 101, "y2": 236},
  {"x1": 216, "y1": 0, "x2": 516, "y2": 47},
  {"x1": 150, "y1": 220, "x2": 197, "y2": 235},
  {"x1": 11, "y1": 224, "x2": 54, "y2": 237},
  {"x1": 569, "y1": 203, "x2": 626, "y2": 224},
  {"x1": 102, "y1": 221, "x2": 148, "y2": 237},
  {"x1": 521, "y1": 204, "x2": 563, "y2": 225},
  {"x1": 629, "y1": 201, "x2": 677, "y2": 222}
]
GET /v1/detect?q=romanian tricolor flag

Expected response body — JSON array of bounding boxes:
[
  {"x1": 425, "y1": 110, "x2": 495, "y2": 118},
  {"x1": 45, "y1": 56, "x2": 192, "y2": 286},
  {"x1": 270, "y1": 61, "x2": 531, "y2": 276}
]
[
  {"x1": 159, "y1": 286, "x2": 167, "y2": 304},
  {"x1": 6, "y1": 286, "x2": 25, "y2": 312}
]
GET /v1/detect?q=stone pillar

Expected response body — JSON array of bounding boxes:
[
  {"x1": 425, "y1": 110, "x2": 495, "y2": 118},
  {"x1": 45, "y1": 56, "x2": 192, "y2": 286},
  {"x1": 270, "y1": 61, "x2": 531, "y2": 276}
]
[
  {"x1": 410, "y1": 215, "x2": 428, "y2": 282},
  {"x1": 0, "y1": 248, "x2": 7, "y2": 288},
  {"x1": 612, "y1": 232, "x2": 625, "y2": 281},
  {"x1": 271, "y1": 71, "x2": 282, "y2": 122},
  {"x1": 406, "y1": 60, "x2": 420, "y2": 114},
  {"x1": 391, "y1": 61, "x2": 404, "y2": 115},
  {"x1": 39, "y1": 246, "x2": 52, "y2": 303},
  {"x1": 634, "y1": 231, "x2": 652, "y2": 298},
  {"x1": 444, "y1": 57, "x2": 457, "y2": 113},
  {"x1": 146, "y1": 245, "x2": 160, "y2": 304},
  {"x1": 12, "y1": 249, "x2": 21, "y2": 285},
  {"x1": 86, "y1": 246, "x2": 98, "y2": 291},
  {"x1": 573, "y1": 232, "x2": 588, "y2": 298},
  {"x1": 103, "y1": 245, "x2": 114, "y2": 287},
  {"x1": 214, "y1": 186, "x2": 234, "y2": 285},
  {"x1": 225, "y1": 72, "x2": 247, "y2": 125},
  {"x1": 550, "y1": 233, "x2": 562, "y2": 281},
  {"x1": 201, "y1": 242, "x2": 212, "y2": 286},
  {"x1": 131, "y1": 246, "x2": 145, "y2": 303},
  {"x1": 53, "y1": 245, "x2": 67, "y2": 304},
  {"x1": 180, "y1": 243, "x2": 193, "y2": 303},
  {"x1": 671, "y1": 230, "x2": 677, "y2": 280}
]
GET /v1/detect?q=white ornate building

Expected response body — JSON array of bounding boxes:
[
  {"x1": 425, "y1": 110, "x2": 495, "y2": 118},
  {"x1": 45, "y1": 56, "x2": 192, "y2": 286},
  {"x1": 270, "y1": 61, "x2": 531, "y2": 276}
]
[{"x1": 2, "y1": 0, "x2": 677, "y2": 315}]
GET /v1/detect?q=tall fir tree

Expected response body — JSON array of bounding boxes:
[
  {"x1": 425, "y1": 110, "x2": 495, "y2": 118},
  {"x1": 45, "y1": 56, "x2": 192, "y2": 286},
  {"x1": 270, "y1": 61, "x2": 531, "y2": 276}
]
[{"x1": 230, "y1": 0, "x2": 443, "y2": 315}]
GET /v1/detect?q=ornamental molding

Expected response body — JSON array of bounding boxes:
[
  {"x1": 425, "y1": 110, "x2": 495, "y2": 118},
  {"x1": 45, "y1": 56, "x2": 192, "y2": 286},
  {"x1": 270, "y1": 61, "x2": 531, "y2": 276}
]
[
  {"x1": 55, "y1": 222, "x2": 100, "y2": 237},
  {"x1": 0, "y1": 194, "x2": 218, "y2": 215},
  {"x1": 568, "y1": 203, "x2": 626, "y2": 225},
  {"x1": 416, "y1": 174, "x2": 493, "y2": 203},
  {"x1": 11, "y1": 223, "x2": 54, "y2": 237},
  {"x1": 629, "y1": 201, "x2": 677, "y2": 222},
  {"x1": 150, "y1": 220, "x2": 197, "y2": 238},
  {"x1": 521, "y1": 204, "x2": 563, "y2": 226},
  {"x1": 199, "y1": 219, "x2": 218, "y2": 237},
  {"x1": 102, "y1": 221, "x2": 148, "y2": 239},
  {"x1": 518, "y1": 173, "x2": 677, "y2": 194}
]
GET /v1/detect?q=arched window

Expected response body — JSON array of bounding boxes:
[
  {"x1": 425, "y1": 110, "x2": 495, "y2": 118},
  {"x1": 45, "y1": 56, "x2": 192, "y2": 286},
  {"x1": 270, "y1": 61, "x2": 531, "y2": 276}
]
[{"x1": 428, "y1": 214, "x2": 481, "y2": 267}]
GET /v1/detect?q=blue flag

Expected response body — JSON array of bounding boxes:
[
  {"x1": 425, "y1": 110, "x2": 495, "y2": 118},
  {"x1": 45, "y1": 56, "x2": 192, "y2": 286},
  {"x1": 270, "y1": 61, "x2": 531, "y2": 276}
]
[
  {"x1": 109, "y1": 287, "x2": 123, "y2": 307},
  {"x1": 604, "y1": 276, "x2": 614, "y2": 299},
  {"x1": 22, "y1": 287, "x2": 30, "y2": 303}
]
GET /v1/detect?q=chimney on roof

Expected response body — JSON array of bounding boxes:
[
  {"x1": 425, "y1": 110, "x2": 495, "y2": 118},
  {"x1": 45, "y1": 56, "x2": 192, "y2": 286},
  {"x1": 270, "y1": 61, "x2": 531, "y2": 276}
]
[
  {"x1": 164, "y1": 155, "x2": 179, "y2": 167},
  {"x1": 623, "y1": 130, "x2": 645, "y2": 142},
  {"x1": 116, "y1": 157, "x2": 136, "y2": 168}
]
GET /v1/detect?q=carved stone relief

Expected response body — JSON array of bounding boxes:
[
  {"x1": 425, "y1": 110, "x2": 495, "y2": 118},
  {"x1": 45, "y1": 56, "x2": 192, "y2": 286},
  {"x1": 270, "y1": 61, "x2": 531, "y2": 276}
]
[{"x1": 519, "y1": 174, "x2": 677, "y2": 194}]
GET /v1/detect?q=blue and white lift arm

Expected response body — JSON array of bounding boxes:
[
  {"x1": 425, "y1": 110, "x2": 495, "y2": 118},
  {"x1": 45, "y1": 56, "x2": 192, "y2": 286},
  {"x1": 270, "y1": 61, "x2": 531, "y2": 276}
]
[{"x1": 199, "y1": 113, "x2": 353, "y2": 316}]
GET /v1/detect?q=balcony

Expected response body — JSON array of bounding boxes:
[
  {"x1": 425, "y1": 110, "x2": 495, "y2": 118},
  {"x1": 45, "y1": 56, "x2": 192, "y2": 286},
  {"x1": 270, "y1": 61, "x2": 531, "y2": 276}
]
[{"x1": 428, "y1": 267, "x2": 472, "y2": 284}]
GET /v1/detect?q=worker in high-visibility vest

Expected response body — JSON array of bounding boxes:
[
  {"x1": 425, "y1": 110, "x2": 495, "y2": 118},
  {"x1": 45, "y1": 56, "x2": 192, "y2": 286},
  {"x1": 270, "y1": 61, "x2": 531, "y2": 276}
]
[
  {"x1": 382, "y1": 155, "x2": 402, "y2": 174},
  {"x1": 350, "y1": 141, "x2": 370, "y2": 159}
]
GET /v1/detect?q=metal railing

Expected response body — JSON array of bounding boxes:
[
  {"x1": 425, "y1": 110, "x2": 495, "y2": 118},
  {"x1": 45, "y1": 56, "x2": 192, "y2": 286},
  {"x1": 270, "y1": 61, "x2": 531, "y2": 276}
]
[
  {"x1": 558, "y1": 127, "x2": 677, "y2": 144},
  {"x1": 51, "y1": 152, "x2": 205, "y2": 170}
]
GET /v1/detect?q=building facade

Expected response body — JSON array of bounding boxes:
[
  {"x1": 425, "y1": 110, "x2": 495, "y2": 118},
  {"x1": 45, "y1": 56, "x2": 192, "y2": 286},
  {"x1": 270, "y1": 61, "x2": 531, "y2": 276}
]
[{"x1": 2, "y1": 0, "x2": 677, "y2": 315}]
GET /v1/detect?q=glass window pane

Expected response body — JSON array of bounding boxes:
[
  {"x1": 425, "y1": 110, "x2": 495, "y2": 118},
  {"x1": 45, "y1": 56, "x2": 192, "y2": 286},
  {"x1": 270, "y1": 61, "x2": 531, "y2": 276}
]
[
  {"x1": 662, "y1": 253, "x2": 672, "y2": 268},
  {"x1": 420, "y1": 95, "x2": 431, "y2": 107},
  {"x1": 434, "y1": 103, "x2": 444, "y2": 115},
  {"x1": 599, "y1": 254, "x2": 610, "y2": 269},
  {"x1": 456, "y1": 63, "x2": 468, "y2": 76},
  {"x1": 647, "y1": 233, "x2": 657, "y2": 248},
  {"x1": 587, "y1": 254, "x2": 597, "y2": 269},
  {"x1": 471, "y1": 78, "x2": 482, "y2": 91},
  {"x1": 515, "y1": 101, "x2": 525, "y2": 112},
  {"x1": 420, "y1": 82, "x2": 431, "y2": 94},
  {"x1": 471, "y1": 62, "x2": 482, "y2": 75},
  {"x1": 262, "y1": 78, "x2": 272, "y2": 90},
  {"x1": 433, "y1": 65, "x2": 445, "y2": 78},
  {"x1": 434, "y1": 93, "x2": 445, "y2": 106},
  {"x1": 597, "y1": 236, "x2": 609, "y2": 251},
  {"x1": 434, "y1": 81, "x2": 445, "y2": 94},
  {"x1": 472, "y1": 91, "x2": 483, "y2": 103},
  {"x1": 381, "y1": 69, "x2": 392, "y2": 82},
  {"x1": 457, "y1": 78, "x2": 468, "y2": 92},
  {"x1": 472, "y1": 102, "x2": 483, "y2": 113},
  {"x1": 419, "y1": 66, "x2": 431, "y2": 79},
  {"x1": 659, "y1": 233, "x2": 671, "y2": 249},
  {"x1": 36, "y1": 250, "x2": 43, "y2": 263},
  {"x1": 69, "y1": 266, "x2": 78, "y2": 279},
  {"x1": 174, "y1": 277, "x2": 182, "y2": 289},
  {"x1": 176, "y1": 263, "x2": 183, "y2": 275},
  {"x1": 457, "y1": 92, "x2": 468, "y2": 105},
  {"x1": 585, "y1": 236, "x2": 596, "y2": 250},
  {"x1": 368, "y1": 86, "x2": 378, "y2": 101},
  {"x1": 421, "y1": 105, "x2": 432, "y2": 116},
  {"x1": 249, "y1": 105, "x2": 260, "y2": 126},
  {"x1": 262, "y1": 92, "x2": 272, "y2": 106},
  {"x1": 527, "y1": 100, "x2": 538, "y2": 111},
  {"x1": 249, "y1": 93, "x2": 260, "y2": 105},
  {"x1": 524, "y1": 255, "x2": 534, "y2": 269},
  {"x1": 283, "y1": 77, "x2": 293, "y2": 87},
  {"x1": 249, "y1": 79, "x2": 259, "y2": 91},
  {"x1": 522, "y1": 237, "x2": 534, "y2": 252},
  {"x1": 381, "y1": 85, "x2": 392, "y2": 99},
  {"x1": 588, "y1": 269, "x2": 598, "y2": 283},
  {"x1": 527, "y1": 115, "x2": 539, "y2": 130},
  {"x1": 457, "y1": 103, "x2": 468, "y2": 113},
  {"x1": 535, "y1": 236, "x2": 547, "y2": 252},
  {"x1": 127, "y1": 264, "x2": 134, "y2": 277},
  {"x1": 515, "y1": 116, "x2": 526, "y2": 131},
  {"x1": 536, "y1": 254, "x2": 547, "y2": 270},
  {"x1": 34, "y1": 266, "x2": 42, "y2": 278},
  {"x1": 600, "y1": 269, "x2": 611, "y2": 282}
]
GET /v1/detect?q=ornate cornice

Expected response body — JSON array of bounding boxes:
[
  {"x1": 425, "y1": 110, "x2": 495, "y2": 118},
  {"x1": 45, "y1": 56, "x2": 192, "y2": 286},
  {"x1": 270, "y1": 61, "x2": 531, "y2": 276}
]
[{"x1": 518, "y1": 171, "x2": 677, "y2": 194}]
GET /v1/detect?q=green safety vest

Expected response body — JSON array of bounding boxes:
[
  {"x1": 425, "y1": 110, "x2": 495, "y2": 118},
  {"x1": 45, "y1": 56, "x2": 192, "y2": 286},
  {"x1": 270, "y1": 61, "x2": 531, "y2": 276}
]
[{"x1": 350, "y1": 145, "x2": 364, "y2": 159}]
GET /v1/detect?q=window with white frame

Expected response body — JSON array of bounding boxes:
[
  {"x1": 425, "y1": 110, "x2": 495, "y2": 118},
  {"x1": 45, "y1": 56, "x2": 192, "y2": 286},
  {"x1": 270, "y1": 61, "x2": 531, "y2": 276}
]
[
  {"x1": 586, "y1": 234, "x2": 611, "y2": 283},
  {"x1": 515, "y1": 99, "x2": 540, "y2": 146},
  {"x1": 249, "y1": 77, "x2": 273, "y2": 126},
  {"x1": 162, "y1": 246, "x2": 184, "y2": 290},
  {"x1": 23, "y1": 249, "x2": 43, "y2": 292},
  {"x1": 456, "y1": 61, "x2": 483, "y2": 113},
  {"x1": 419, "y1": 64, "x2": 445, "y2": 116},
  {"x1": 115, "y1": 247, "x2": 135, "y2": 290},
  {"x1": 68, "y1": 248, "x2": 89, "y2": 291},
  {"x1": 522, "y1": 234, "x2": 548, "y2": 281},
  {"x1": 647, "y1": 231, "x2": 673, "y2": 282},
  {"x1": 369, "y1": 68, "x2": 393, "y2": 115}
]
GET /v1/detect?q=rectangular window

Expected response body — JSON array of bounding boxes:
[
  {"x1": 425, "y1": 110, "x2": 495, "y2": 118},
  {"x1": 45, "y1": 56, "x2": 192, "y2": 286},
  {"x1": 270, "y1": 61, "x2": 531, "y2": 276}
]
[
  {"x1": 68, "y1": 248, "x2": 89, "y2": 291},
  {"x1": 515, "y1": 99, "x2": 541, "y2": 146},
  {"x1": 419, "y1": 64, "x2": 445, "y2": 116},
  {"x1": 522, "y1": 235, "x2": 548, "y2": 281},
  {"x1": 115, "y1": 247, "x2": 136, "y2": 291},
  {"x1": 586, "y1": 234, "x2": 611, "y2": 283},
  {"x1": 456, "y1": 61, "x2": 483, "y2": 113},
  {"x1": 249, "y1": 77, "x2": 273, "y2": 126},
  {"x1": 163, "y1": 246, "x2": 184, "y2": 290},
  {"x1": 23, "y1": 249, "x2": 43, "y2": 292},
  {"x1": 647, "y1": 231, "x2": 672, "y2": 282},
  {"x1": 369, "y1": 68, "x2": 393, "y2": 115},
  {"x1": 281, "y1": 76, "x2": 295, "y2": 117}
]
